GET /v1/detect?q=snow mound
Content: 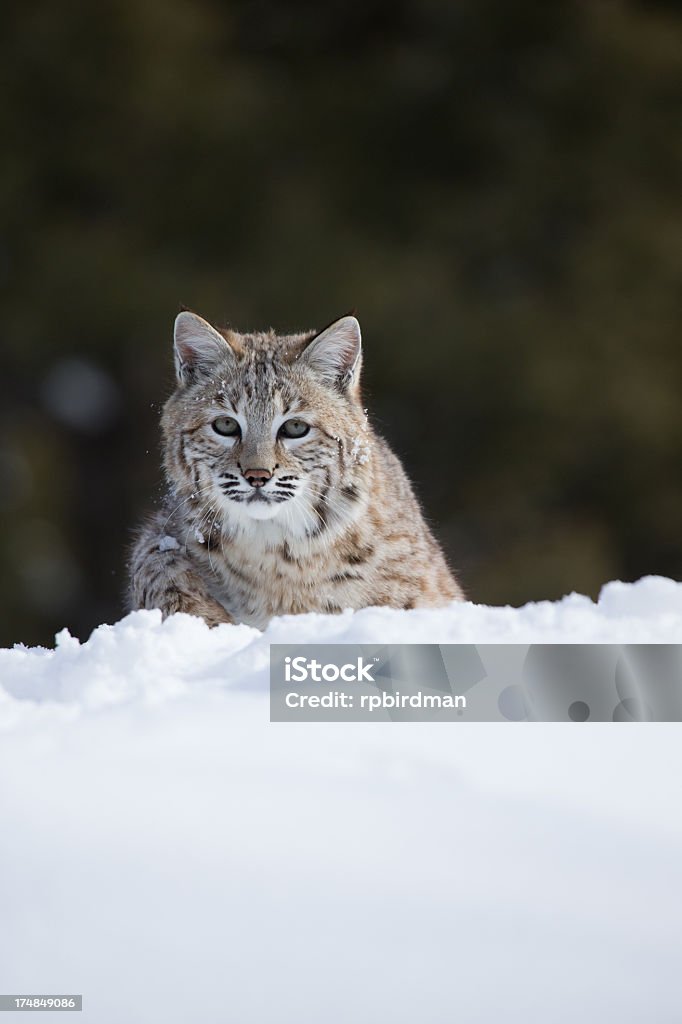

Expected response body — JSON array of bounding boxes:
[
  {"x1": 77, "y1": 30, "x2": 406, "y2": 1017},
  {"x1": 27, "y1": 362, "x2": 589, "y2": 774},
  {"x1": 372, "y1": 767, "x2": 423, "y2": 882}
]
[
  {"x1": 1, "y1": 576, "x2": 681, "y2": 1023},
  {"x1": 1, "y1": 577, "x2": 681, "y2": 713}
]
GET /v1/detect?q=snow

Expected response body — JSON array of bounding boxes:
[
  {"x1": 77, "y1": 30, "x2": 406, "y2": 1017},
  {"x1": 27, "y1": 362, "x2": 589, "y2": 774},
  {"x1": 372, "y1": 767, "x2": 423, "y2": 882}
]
[
  {"x1": 1, "y1": 576, "x2": 681, "y2": 1022},
  {"x1": 157, "y1": 534, "x2": 180, "y2": 552}
]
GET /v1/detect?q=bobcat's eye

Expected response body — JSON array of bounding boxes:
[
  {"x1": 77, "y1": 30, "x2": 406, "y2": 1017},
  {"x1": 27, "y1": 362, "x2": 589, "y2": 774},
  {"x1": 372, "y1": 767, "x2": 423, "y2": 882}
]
[
  {"x1": 279, "y1": 418, "x2": 310, "y2": 439},
  {"x1": 212, "y1": 416, "x2": 240, "y2": 437}
]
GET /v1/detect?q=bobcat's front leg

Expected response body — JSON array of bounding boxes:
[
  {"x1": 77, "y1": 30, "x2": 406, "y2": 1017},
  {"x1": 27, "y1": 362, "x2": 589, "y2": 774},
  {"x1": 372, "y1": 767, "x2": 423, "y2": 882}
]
[{"x1": 129, "y1": 524, "x2": 233, "y2": 627}]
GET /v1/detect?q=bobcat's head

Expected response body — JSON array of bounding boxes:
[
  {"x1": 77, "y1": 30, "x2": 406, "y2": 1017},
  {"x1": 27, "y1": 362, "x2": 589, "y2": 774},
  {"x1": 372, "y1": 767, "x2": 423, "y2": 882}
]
[{"x1": 161, "y1": 311, "x2": 371, "y2": 543}]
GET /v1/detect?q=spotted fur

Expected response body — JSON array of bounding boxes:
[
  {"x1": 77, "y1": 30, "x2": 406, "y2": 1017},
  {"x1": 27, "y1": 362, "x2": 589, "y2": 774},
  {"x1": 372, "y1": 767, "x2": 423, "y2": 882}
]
[{"x1": 129, "y1": 311, "x2": 463, "y2": 627}]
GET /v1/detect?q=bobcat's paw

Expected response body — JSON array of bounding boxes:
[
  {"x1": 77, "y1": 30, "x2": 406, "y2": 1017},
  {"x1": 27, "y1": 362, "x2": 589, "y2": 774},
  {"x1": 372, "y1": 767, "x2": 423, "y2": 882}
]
[
  {"x1": 158, "y1": 587, "x2": 234, "y2": 627},
  {"x1": 186, "y1": 598, "x2": 234, "y2": 627}
]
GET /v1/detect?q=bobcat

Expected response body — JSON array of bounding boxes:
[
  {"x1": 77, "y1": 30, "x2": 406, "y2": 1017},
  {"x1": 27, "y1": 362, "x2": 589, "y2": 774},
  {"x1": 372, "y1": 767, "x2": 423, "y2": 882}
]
[{"x1": 129, "y1": 311, "x2": 463, "y2": 627}]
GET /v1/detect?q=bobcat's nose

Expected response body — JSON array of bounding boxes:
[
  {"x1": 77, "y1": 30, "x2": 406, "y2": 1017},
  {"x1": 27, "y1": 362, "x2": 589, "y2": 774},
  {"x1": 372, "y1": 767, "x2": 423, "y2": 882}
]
[{"x1": 243, "y1": 467, "x2": 273, "y2": 489}]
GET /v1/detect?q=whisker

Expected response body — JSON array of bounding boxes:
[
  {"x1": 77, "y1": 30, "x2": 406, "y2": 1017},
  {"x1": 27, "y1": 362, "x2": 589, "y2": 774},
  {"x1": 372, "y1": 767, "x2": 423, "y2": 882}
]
[
  {"x1": 161, "y1": 484, "x2": 214, "y2": 533},
  {"x1": 206, "y1": 506, "x2": 223, "y2": 574},
  {"x1": 183, "y1": 496, "x2": 217, "y2": 555}
]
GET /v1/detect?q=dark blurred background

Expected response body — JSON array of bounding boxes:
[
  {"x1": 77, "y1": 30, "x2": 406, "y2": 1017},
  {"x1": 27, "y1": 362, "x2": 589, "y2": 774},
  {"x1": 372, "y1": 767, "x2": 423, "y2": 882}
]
[{"x1": 1, "y1": 0, "x2": 680, "y2": 647}]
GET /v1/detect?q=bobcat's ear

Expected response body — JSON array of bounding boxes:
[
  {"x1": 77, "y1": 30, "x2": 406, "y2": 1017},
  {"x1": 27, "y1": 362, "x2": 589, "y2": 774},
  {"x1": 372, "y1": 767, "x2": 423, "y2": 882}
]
[
  {"x1": 301, "y1": 315, "x2": 362, "y2": 393},
  {"x1": 173, "y1": 312, "x2": 233, "y2": 384}
]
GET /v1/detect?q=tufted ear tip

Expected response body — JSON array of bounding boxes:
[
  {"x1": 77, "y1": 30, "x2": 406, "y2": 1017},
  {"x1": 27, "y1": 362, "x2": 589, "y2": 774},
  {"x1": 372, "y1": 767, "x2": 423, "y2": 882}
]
[
  {"x1": 301, "y1": 314, "x2": 362, "y2": 391},
  {"x1": 173, "y1": 312, "x2": 232, "y2": 383}
]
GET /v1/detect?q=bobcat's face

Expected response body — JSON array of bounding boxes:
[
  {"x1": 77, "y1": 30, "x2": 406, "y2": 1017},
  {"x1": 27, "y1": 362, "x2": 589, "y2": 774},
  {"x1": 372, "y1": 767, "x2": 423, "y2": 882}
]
[{"x1": 161, "y1": 313, "x2": 370, "y2": 541}]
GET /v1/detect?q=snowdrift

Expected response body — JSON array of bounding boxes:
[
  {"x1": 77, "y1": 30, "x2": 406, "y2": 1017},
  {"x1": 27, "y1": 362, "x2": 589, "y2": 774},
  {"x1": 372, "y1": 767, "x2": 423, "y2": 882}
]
[{"x1": 1, "y1": 577, "x2": 681, "y2": 1023}]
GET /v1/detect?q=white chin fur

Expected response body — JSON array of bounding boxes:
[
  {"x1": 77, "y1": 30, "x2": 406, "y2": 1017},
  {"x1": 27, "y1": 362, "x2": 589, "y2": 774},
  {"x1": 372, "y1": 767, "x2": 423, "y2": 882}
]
[{"x1": 243, "y1": 499, "x2": 282, "y2": 521}]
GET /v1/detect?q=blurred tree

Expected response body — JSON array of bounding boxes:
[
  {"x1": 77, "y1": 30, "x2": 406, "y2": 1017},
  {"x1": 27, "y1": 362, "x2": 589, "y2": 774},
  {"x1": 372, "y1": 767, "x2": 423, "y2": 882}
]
[{"x1": 1, "y1": 0, "x2": 680, "y2": 645}]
